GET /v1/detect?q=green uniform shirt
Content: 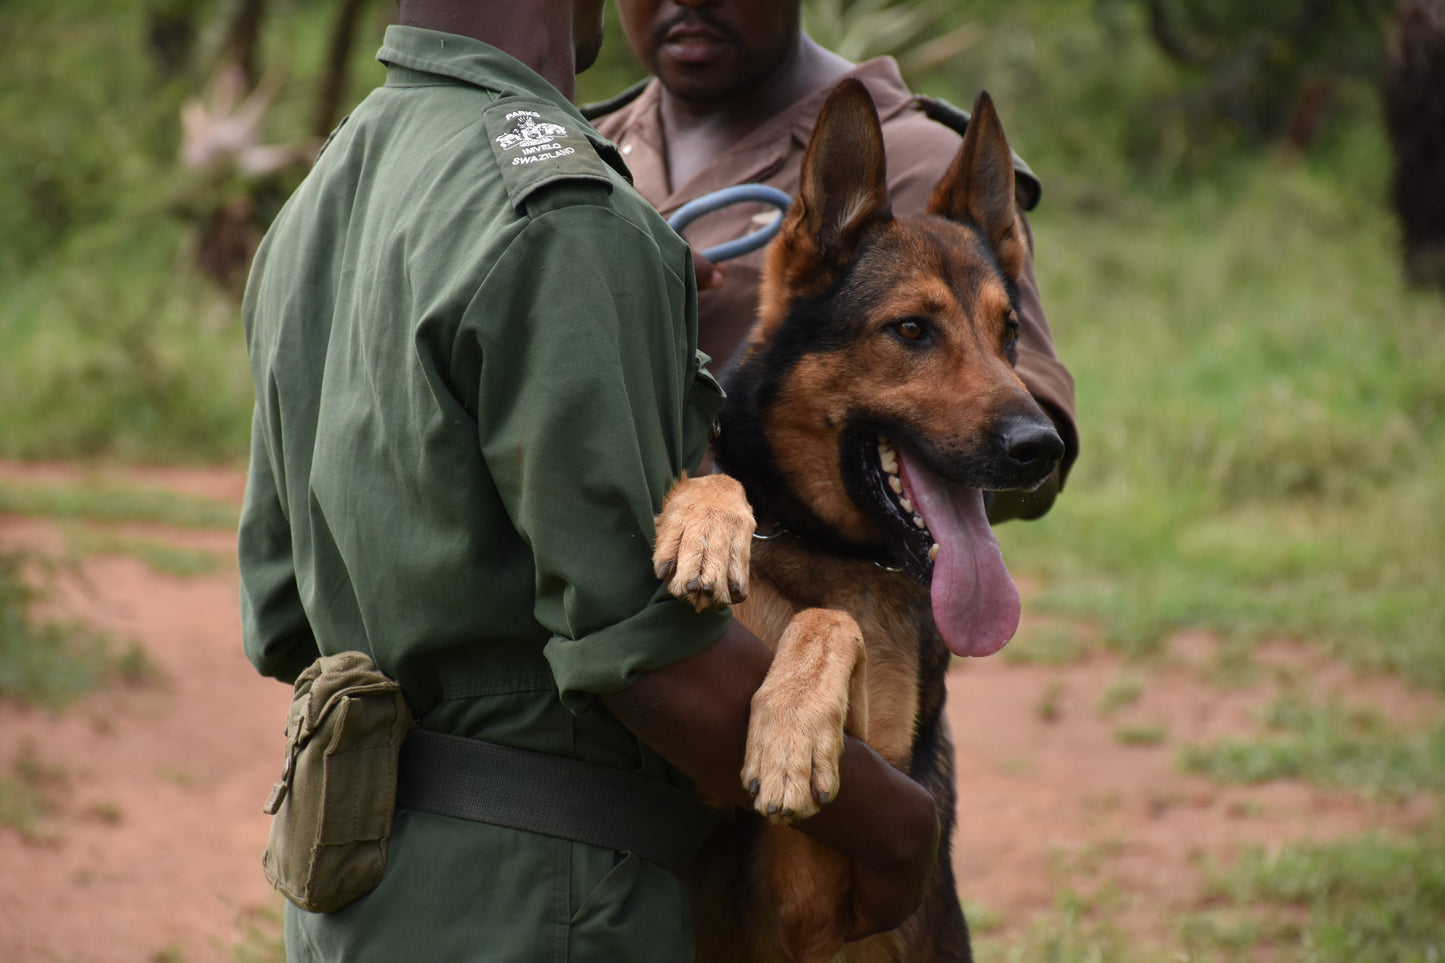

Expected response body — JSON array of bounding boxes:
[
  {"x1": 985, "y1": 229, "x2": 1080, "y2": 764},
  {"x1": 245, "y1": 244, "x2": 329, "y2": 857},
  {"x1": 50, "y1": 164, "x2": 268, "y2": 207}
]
[{"x1": 239, "y1": 26, "x2": 728, "y2": 961}]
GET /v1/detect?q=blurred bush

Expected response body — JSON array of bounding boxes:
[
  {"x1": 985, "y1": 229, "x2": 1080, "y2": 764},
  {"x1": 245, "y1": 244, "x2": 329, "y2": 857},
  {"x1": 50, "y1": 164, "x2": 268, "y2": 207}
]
[{"x1": 0, "y1": 0, "x2": 1436, "y2": 467}]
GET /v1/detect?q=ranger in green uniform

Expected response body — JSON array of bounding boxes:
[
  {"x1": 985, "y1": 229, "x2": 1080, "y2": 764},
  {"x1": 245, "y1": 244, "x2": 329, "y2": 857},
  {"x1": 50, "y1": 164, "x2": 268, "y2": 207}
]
[{"x1": 240, "y1": 1, "x2": 940, "y2": 959}]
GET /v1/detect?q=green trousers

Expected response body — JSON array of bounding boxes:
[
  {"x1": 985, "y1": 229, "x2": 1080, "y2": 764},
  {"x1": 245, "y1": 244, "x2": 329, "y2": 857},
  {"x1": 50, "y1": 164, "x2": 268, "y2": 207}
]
[{"x1": 284, "y1": 810, "x2": 695, "y2": 962}]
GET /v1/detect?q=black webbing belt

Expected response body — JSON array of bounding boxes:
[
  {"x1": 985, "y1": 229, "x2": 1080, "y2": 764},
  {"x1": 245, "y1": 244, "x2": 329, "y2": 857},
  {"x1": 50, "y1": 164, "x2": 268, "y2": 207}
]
[{"x1": 395, "y1": 729, "x2": 718, "y2": 877}]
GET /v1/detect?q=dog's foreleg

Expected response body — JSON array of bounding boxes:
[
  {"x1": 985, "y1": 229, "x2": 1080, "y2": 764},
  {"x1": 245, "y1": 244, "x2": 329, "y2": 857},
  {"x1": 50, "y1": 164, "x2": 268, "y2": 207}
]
[
  {"x1": 653, "y1": 473, "x2": 755, "y2": 612},
  {"x1": 742, "y1": 608, "x2": 866, "y2": 823},
  {"x1": 768, "y1": 829, "x2": 852, "y2": 963}
]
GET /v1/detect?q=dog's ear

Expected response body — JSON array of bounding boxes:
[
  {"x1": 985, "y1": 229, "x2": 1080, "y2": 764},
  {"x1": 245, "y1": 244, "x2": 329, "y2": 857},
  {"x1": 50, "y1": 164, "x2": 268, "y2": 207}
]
[
  {"x1": 785, "y1": 79, "x2": 891, "y2": 271},
  {"x1": 927, "y1": 91, "x2": 1027, "y2": 280}
]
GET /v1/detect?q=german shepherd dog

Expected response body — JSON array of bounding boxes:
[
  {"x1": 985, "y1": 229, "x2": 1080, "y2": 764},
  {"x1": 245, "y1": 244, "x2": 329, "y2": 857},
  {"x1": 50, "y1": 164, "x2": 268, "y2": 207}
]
[{"x1": 652, "y1": 80, "x2": 1064, "y2": 963}]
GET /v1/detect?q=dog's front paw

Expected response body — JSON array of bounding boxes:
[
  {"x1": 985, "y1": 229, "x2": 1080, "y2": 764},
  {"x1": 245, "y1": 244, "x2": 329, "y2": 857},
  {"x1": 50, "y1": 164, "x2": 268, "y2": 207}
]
[
  {"x1": 743, "y1": 692, "x2": 843, "y2": 824},
  {"x1": 653, "y1": 473, "x2": 754, "y2": 612},
  {"x1": 741, "y1": 609, "x2": 864, "y2": 824}
]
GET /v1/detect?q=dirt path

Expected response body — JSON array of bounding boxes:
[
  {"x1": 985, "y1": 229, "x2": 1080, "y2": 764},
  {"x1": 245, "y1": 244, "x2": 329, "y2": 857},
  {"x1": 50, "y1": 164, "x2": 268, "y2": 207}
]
[
  {"x1": 0, "y1": 465, "x2": 289, "y2": 963},
  {"x1": 0, "y1": 463, "x2": 1436, "y2": 961},
  {"x1": 947, "y1": 636, "x2": 1438, "y2": 945}
]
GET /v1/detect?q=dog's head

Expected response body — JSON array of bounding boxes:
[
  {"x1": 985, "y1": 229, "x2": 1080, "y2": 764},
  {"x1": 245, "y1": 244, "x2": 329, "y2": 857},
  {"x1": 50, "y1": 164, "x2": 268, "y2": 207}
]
[{"x1": 718, "y1": 79, "x2": 1063, "y2": 656}]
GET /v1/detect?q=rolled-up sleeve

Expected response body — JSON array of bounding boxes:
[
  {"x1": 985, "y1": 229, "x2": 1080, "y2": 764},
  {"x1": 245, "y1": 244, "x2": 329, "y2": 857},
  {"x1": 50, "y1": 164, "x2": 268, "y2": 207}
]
[{"x1": 469, "y1": 203, "x2": 729, "y2": 711}]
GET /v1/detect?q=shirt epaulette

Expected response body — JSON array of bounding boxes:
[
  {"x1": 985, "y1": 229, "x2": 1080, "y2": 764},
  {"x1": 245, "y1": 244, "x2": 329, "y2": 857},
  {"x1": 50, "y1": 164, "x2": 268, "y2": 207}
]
[
  {"x1": 313, "y1": 114, "x2": 351, "y2": 163},
  {"x1": 580, "y1": 78, "x2": 649, "y2": 122},
  {"x1": 483, "y1": 97, "x2": 613, "y2": 211}
]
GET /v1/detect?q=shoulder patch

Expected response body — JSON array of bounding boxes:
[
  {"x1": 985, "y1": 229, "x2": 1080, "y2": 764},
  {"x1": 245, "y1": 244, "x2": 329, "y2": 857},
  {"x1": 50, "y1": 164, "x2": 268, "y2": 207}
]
[{"x1": 483, "y1": 99, "x2": 613, "y2": 211}]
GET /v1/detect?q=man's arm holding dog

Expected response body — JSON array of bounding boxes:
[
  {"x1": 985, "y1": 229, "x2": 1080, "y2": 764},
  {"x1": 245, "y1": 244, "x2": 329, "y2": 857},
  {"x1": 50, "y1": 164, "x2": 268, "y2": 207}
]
[
  {"x1": 603, "y1": 623, "x2": 940, "y2": 938},
  {"x1": 639, "y1": 421, "x2": 936, "y2": 938}
]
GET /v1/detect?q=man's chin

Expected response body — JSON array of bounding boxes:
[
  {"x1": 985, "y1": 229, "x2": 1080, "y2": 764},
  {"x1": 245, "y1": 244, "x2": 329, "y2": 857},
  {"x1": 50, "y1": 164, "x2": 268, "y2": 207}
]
[{"x1": 654, "y1": 60, "x2": 749, "y2": 105}]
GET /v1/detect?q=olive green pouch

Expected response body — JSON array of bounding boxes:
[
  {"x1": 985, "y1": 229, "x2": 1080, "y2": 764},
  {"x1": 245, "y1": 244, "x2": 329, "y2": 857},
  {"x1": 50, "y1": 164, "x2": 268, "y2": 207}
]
[{"x1": 261, "y1": 651, "x2": 414, "y2": 913}]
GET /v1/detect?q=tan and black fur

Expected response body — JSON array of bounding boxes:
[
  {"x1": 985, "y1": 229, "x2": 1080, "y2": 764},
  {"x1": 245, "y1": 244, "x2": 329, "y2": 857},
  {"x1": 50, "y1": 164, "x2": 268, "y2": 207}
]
[{"x1": 653, "y1": 80, "x2": 1063, "y2": 963}]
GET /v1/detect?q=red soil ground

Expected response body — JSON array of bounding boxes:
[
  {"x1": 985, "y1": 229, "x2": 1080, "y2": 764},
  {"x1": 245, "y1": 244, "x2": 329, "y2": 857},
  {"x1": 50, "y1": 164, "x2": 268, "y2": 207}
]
[{"x1": 0, "y1": 462, "x2": 1435, "y2": 961}]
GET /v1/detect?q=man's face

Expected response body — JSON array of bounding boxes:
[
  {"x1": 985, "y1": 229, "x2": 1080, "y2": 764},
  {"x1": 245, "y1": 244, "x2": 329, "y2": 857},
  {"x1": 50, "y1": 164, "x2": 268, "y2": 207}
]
[
  {"x1": 617, "y1": 0, "x2": 801, "y2": 104},
  {"x1": 575, "y1": 0, "x2": 607, "y2": 73}
]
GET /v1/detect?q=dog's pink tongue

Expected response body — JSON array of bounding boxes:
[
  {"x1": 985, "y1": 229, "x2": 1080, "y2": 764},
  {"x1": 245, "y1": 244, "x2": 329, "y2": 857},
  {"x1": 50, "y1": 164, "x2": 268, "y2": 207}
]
[{"x1": 899, "y1": 454, "x2": 1020, "y2": 657}]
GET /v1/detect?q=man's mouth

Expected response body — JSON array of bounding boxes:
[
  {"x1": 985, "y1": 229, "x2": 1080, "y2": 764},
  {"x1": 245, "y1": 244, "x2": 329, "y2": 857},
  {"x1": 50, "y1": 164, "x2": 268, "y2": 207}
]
[{"x1": 659, "y1": 17, "x2": 732, "y2": 62}]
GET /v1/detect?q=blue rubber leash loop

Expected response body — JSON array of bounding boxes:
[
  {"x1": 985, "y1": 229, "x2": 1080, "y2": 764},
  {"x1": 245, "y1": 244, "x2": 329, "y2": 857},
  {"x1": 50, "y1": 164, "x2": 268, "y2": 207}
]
[{"x1": 666, "y1": 184, "x2": 794, "y2": 263}]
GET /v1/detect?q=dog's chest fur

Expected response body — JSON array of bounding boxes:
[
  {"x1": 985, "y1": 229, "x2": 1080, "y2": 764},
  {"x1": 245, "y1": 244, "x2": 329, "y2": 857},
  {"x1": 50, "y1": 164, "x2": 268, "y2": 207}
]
[{"x1": 733, "y1": 536, "x2": 947, "y2": 770}]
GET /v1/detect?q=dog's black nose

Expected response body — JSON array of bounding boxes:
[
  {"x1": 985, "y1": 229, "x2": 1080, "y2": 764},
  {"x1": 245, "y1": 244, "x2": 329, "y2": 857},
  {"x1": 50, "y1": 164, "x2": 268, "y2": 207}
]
[{"x1": 997, "y1": 414, "x2": 1064, "y2": 479}]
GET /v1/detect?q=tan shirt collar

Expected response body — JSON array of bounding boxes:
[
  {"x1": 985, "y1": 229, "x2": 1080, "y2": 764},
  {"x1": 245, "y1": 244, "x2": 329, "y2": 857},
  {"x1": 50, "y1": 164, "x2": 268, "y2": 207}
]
[{"x1": 606, "y1": 57, "x2": 914, "y2": 214}]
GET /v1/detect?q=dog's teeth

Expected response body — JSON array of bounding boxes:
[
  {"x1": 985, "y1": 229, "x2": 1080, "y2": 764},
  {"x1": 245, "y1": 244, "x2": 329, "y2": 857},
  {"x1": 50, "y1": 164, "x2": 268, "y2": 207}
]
[
  {"x1": 888, "y1": 476, "x2": 903, "y2": 495},
  {"x1": 929, "y1": 543, "x2": 940, "y2": 562},
  {"x1": 899, "y1": 497, "x2": 914, "y2": 513},
  {"x1": 880, "y1": 450, "x2": 898, "y2": 474},
  {"x1": 913, "y1": 514, "x2": 926, "y2": 529}
]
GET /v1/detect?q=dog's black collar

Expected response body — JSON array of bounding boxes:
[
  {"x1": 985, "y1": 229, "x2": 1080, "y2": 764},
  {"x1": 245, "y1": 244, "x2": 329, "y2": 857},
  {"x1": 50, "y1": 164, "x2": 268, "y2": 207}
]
[
  {"x1": 751, "y1": 521, "x2": 790, "y2": 541},
  {"x1": 751, "y1": 518, "x2": 905, "y2": 574}
]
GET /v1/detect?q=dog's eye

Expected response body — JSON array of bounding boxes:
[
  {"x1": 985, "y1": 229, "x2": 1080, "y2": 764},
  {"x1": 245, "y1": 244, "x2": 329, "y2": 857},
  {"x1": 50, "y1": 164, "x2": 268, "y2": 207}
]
[
  {"x1": 1004, "y1": 315, "x2": 1020, "y2": 348},
  {"x1": 890, "y1": 318, "x2": 929, "y2": 342}
]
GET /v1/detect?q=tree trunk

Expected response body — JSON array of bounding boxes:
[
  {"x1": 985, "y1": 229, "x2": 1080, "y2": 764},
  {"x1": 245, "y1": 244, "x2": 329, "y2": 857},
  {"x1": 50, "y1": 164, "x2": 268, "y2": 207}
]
[
  {"x1": 146, "y1": 0, "x2": 206, "y2": 79},
  {"x1": 1384, "y1": 0, "x2": 1445, "y2": 289},
  {"x1": 222, "y1": 0, "x2": 267, "y2": 90},
  {"x1": 313, "y1": 0, "x2": 372, "y2": 139}
]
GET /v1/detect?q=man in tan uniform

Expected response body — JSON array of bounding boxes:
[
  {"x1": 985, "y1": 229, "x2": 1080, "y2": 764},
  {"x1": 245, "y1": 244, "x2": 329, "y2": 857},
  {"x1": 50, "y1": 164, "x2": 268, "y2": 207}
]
[{"x1": 589, "y1": 0, "x2": 1078, "y2": 521}]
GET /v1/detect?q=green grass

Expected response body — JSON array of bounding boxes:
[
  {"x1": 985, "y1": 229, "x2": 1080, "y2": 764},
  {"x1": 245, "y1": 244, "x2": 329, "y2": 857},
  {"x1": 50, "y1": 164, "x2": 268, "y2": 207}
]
[
  {"x1": 1113, "y1": 723, "x2": 1169, "y2": 746},
  {"x1": 232, "y1": 900, "x2": 286, "y2": 963},
  {"x1": 998, "y1": 142, "x2": 1445, "y2": 693},
  {"x1": 974, "y1": 921, "x2": 1139, "y2": 963},
  {"x1": 0, "y1": 746, "x2": 65, "y2": 840},
  {"x1": 1095, "y1": 674, "x2": 1145, "y2": 716},
  {"x1": 1180, "y1": 693, "x2": 1445, "y2": 800},
  {"x1": 0, "y1": 478, "x2": 235, "y2": 574},
  {"x1": 0, "y1": 223, "x2": 256, "y2": 463},
  {"x1": 1033, "y1": 679, "x2": 1066, "y2": 722},
  {"x1": 0, "y1": 551, "x2": 157, "y2": 710},
  {"x1": 0, "y1": 1, "x2": 300, "y2": 464},
  {"x1": 961, "y1": 900, "x2": 1007, "y2": 937},
  {"x1": 0, "y1": 479, "x2": 239, "y2": 530},
  {"x1": 64, "y1": 529, "x2": 224, "y2": 577},
  {"x1": 1184, "y1": 818, "x2": 1445, "y2": 962},
  {"x1": 970, "y1": 840, "x2": 1166, "y2": 963},
  {"x1": 0, "y1": 478, "x2": 210, "y2": 711},
  {"x1": 972, "y1": 888, "x2": 1153, "y2": 963},
  {"x1": 1001, "y1": 621, "x2": 1091, "y2": 665}
]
